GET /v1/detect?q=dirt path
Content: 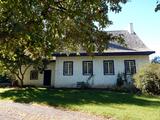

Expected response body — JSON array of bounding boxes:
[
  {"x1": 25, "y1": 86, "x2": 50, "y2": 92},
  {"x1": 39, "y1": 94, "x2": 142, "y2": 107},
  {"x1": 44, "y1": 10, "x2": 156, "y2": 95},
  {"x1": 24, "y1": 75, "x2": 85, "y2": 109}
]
[{"x1": 0, "y1": 101, "x2": 109, "y2": 120}]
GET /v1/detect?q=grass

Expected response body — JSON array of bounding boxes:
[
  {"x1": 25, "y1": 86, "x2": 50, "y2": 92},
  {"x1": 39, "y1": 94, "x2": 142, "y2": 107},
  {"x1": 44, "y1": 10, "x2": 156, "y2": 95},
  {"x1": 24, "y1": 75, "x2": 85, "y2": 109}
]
[{"x1": 0, "y1": 88, "x2": 159, "y2": 120}]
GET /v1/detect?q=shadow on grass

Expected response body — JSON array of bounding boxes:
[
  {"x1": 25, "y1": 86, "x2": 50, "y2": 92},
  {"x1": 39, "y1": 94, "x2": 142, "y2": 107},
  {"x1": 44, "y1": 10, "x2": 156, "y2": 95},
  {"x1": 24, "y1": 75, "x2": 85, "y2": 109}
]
[{"x1": 0, "y1": 87, "x2": 159, "y2": 108}]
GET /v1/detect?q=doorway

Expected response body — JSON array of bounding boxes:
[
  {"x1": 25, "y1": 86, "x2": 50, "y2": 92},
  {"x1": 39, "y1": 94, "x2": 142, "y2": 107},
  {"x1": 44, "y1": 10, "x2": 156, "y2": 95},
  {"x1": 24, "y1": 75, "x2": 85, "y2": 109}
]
[{"x1": 43, "y1": 70, "x2": 51, "y2": 86}]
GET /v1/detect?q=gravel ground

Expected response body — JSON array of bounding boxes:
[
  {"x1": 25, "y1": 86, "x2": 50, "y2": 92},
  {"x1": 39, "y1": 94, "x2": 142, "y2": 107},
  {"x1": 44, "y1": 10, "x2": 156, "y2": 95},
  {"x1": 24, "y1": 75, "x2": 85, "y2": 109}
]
[{"x1": 0, "y1": 101, "x2": 109, "y2": 120}]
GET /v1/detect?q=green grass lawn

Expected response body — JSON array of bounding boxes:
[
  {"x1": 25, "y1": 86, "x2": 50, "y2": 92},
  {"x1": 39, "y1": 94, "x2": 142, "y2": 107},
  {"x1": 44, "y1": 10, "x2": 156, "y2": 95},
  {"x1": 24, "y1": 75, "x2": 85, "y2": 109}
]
[{"x1": 0, "y1": 88, "x2": 159, "y2": 120}]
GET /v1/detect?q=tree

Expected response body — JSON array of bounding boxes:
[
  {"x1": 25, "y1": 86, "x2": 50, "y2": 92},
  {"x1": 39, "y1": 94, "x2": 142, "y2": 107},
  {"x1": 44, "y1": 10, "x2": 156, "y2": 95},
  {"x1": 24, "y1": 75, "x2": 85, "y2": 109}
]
[
  {"x1": 152, "y1": 56, "x2": 160, "y2": 64},
  {"x1": 0, "y1": 38, "x2": 50, "y2": 86},
  {"x1": 155, "y1": 1, "x2": 160, "y2": 12},
  {"x1": 0, "y1": 41, "x2": 33, "y2": 86},
  {"x1": 0, "y1": 0, "x2": 127, "y2": 55},
  {"x1": 0, "y1": 0, "x2": 128, "y2": 86}
]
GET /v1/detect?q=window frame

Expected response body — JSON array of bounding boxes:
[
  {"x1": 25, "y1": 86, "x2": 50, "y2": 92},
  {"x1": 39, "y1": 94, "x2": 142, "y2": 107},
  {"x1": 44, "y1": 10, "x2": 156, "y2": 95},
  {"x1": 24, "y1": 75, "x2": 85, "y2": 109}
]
[
  {"x1": 82, "y1": 61, "x2": 93, "y2": 75},
  {"x1": 124, "y1": 60, "x2": 136, "y2": 75},
  {"x1": 30, "y1": 70, "x2": 38, "y2": 80},
  {"x1": 103, "y1": 60, "x2": 115, "y2": 75},
  {"x1": 63, "y1": 61, "x2": 73, "y2": 76}
]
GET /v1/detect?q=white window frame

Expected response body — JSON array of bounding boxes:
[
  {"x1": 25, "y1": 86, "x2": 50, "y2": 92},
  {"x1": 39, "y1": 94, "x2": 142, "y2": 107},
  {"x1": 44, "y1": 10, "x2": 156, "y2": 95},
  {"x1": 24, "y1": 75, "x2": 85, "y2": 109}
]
[
  {"x1": 83, "y1": 61, "x2": 93, "y2": 75},
  {"x1": 124, "y1": 60, "x2": 136, "y2": 75},
  {"x1": 103, "y1": 60, "x2": 114, "y2": 75},
  {"x1": 63, "y1": 61, "x2": 73, "y2": 76}
]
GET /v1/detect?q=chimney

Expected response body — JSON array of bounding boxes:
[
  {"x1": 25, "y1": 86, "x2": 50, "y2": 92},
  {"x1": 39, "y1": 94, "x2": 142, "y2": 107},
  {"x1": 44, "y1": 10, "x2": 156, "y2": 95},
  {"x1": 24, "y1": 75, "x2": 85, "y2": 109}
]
[{"x1": 129, "y1": 23, "x2": 134, "y2": 34}]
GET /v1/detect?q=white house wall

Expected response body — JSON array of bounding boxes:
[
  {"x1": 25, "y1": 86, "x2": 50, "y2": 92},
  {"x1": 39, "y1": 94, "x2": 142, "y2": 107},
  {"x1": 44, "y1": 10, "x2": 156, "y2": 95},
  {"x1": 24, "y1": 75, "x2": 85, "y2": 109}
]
[
  {"x1": 54, "y1": 55, "x2": 149, "y2": 88},
  {"x1": 23, "y1": 62, "x2": 55, "y2": 86}
]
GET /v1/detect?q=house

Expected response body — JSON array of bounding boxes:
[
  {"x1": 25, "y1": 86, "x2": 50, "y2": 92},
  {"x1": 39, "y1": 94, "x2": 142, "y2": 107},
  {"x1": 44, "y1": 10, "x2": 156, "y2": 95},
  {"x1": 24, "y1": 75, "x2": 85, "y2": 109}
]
[{"x1": 23, "y1": 24, "x2": 155, "y2": 88}]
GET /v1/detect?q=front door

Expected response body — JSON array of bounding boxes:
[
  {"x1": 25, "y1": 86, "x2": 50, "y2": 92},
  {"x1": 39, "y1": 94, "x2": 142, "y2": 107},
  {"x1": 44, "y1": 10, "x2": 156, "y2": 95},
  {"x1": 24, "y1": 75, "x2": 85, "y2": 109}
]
[{"x1": 43, "y1": 70, "x2": 51, "y2": 86}]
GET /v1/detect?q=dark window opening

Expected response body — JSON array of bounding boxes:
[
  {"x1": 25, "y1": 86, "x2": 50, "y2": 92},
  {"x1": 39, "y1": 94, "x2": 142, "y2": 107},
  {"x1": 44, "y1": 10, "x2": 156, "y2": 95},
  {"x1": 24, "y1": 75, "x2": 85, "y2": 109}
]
[{"x1": 30, "y1": 70, "x2": 38, "y2": 80}]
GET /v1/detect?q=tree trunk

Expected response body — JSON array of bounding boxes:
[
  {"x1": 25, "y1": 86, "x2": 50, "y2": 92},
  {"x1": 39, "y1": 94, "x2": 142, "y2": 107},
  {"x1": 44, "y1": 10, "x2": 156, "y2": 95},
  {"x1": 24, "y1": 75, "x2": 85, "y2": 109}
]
[
  {"x1": 15, "y1": 75, "x2": 24, "y2": 87},
  {"x1": 19, "y1": 78, "x2": 24, "y2": 87}
]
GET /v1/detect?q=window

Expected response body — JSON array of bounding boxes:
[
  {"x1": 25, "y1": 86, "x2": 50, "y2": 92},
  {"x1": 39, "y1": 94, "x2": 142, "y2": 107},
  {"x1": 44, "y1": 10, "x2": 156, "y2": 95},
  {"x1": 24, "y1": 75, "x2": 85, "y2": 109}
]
[
  {"x1": 103, "y1": 60, "x2": 114, "y2": 75},
  {"x1": 63, "y1": 61, "x2": 73, "y2": 76},
  {"x1": 83, "y1": 61, "x2": 93, "y2": 75},
  {"x1": 30, "y1": 70, "x2": 38, "y2": 80},
  {"x1": 124, "y1": 60, "x2": 136, "y2": 75}
]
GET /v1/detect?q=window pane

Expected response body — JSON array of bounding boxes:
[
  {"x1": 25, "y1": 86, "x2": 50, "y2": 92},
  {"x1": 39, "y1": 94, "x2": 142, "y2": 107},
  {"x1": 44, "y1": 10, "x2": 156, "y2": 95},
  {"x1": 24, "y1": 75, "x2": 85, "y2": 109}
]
[
  {"x1": 30, "y1": 70, "x2": 38, "y2": 80},
  {"x1": 83, "y1": 62, "x2": 87, "y2": 74},
  {"x1": 109, "y1": 62, "x2": 113, "y2": 73},
  {"x1": 69, "y1": 62, "x2": 73, "y2": 75},
  {"x1": 104, "y1": 61, "x2": 114, "y2": 75},
  {"x1": 104, "y1": 62, "x2": 108, "y2": 74},
  {"x1": 88, "y1": 62, "x2": 93, "y2": 74},
  {"x1": 125, "y1": 60, "x2": 136, "y2": 75},
  {"x1": 64, "y1": 63, "x2": 68, "y2": 74},
  {"x1": 63, "y1": 61, "x2": 73, "y2": 76},
  {"x1": 130, "y1": 62, "x2": 136, "y2": 74},
  {"x1": 83, "y1": 61, "x2": 93, "y2": 75},
  {"x1": 126, "y1": 61, "x2": 130, "y2": 74}
]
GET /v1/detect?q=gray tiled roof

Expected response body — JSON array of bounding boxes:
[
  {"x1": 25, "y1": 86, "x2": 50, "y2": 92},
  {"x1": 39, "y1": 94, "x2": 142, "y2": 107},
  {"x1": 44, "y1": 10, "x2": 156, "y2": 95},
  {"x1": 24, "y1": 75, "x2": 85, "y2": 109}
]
[
  {"x1": 106, "y1": 30, "x2": 152, "y2": 52},
  {"x1": 53, "y1": 30, "x2": 155, "y2": 56}
]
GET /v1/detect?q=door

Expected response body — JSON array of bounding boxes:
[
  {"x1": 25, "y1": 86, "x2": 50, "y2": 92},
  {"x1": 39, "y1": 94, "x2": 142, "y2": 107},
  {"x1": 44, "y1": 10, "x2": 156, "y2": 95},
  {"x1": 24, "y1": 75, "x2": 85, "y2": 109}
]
[{"x1": 43, "y1": 70, "x2": 51, "y2": 86}]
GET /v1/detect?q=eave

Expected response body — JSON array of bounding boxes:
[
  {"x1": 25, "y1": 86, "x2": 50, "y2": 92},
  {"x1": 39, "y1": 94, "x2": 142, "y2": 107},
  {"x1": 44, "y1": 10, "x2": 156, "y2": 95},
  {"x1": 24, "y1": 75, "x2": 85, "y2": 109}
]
[{"x1": 52, "y1": 51, "x2": 155, "y2": 57}]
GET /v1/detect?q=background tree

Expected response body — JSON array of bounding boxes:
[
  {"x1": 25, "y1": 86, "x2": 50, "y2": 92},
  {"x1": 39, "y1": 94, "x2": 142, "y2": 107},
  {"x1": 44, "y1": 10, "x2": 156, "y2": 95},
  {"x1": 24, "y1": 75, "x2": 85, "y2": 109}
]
[
  {"x1": 155, "y1": 1, "x2": 160, "y2": 12},
  {"x1": 0, "y1": 0, "x2": 128, "y2": 86},
  {"x1": 152, "y1": 56, "x2": 160, "y2": 64}
]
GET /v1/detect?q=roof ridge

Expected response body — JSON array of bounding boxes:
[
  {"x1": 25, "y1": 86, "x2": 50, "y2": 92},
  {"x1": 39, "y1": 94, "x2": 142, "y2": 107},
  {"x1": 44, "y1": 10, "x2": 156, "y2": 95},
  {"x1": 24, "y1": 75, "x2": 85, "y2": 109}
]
[{"x1": 106, "y1": 30, "x2": 128, "y2": 32}]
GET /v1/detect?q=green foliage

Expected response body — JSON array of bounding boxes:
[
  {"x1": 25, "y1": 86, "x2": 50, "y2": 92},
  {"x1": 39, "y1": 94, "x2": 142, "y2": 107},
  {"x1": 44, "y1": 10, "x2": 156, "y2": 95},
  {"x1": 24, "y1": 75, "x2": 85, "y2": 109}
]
[
  {"x1": 155, "y1": 1, "x2": 160, "y2": 12},
  {"x1": 0, "y1": 0, "x2": 128, "y2": 59},
  {"x1": 0, "y1": 0, "x2": 128, "y2": 86},
  {"x1": 0, "y1": 42, "x2": 37, "y2": 86},
  {"x1": 152, "y1": 56, "x2": 160, "y2": 64},
  {"x1": 0, "y1": 88, "x2": 160, "y2": 120},
  {"x1": 0, "y1": 63, "x2": 13, "y2": 82},
  {"x1": 134, "y1": 64, "x2": 160, "y2": 95},
  {"x1": 0, "y1": 74, "x2": 11, "y2": 83}
]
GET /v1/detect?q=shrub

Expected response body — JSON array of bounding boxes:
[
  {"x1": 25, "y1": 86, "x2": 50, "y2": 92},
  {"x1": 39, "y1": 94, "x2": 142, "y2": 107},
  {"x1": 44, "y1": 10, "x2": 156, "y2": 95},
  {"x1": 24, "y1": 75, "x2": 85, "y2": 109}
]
[
  {"x1": 133, "y1": 64, "x2": 160, "y2": 95},
  {"x1": 0, "y1": 74, "x2": 11, "y2": 83}
]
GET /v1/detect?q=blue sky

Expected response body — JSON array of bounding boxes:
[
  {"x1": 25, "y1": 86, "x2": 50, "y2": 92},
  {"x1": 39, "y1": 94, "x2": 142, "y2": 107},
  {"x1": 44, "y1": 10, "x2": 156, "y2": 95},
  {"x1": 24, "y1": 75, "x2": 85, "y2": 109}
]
[{"x1": 107, "y1": 0, "x2": 160, "y2": 59}]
